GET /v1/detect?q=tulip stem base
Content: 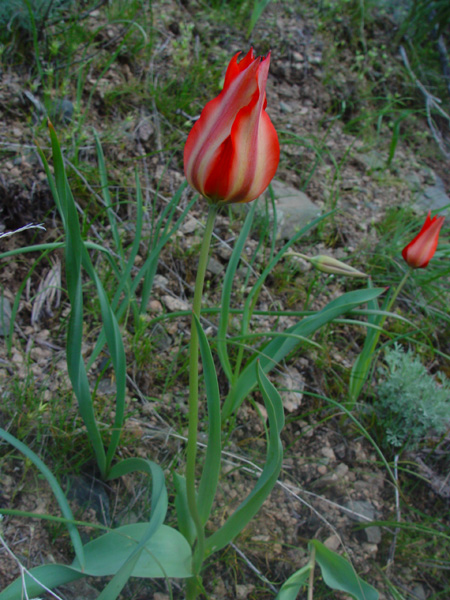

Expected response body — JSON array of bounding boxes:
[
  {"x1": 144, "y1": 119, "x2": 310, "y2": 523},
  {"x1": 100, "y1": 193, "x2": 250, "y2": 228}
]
[{"x1": 186, "y1": 202, "x2": 218, "y2": 584}]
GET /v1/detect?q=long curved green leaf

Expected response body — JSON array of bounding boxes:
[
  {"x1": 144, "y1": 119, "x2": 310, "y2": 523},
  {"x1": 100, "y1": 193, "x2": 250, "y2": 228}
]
[
  {"x1": 310, "y1": 539, "x2": 379, "y2": 600},
  {"x1": 0, "y1": 525, "x2": 192, "y2": 600},
  {"x1": 71, "y1": 523, "x2": 192, "y2": 577},
  {"x1": 195, "y1": 315, "x2": 222, "y2": 525},
  {"x1": 0, "y1": 565, "x2": 84, "y2": 600},
  {"x1": 222, "y1": 287, "x2": 385, "y2": 420},
  {"x1": 39, "y1": 122, "x2": 107, "y2": 474},
  {"x1": 349, "y1": 280, "x2": 391, "y2": 405},
  {"x1": 0, "y1": 428, "x2": 85, "y2": 568},
  {"x1": 275, "y1": 564, "x2": 311, "y2": 600},
  {"x1": 217, "y1": 202, "x2": 256, "y2": 382},
  {"x1": 174, "y1": 473, "x2": 196, "y2": 546},
  {"x1": 205, "y1": 363, "x2": 283, "y2": 555},
  {"x1": 107, "y1": 458, "x2": 168, "y2": 532}
]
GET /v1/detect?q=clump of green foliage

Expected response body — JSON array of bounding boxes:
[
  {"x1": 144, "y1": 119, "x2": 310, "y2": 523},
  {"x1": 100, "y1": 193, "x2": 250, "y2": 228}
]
[
  {"x1": 0, "y1": 0, "x2": 73, "y2": 37},
  {"x1": 375, "y1": 343, "x2": 450, "y2": 450}
]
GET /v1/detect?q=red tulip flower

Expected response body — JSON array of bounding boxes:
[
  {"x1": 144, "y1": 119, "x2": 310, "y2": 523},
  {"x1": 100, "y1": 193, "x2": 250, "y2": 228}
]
[
  {"x1": 184, "y1": 49, "x2": 280, "y2": 204},
  {"x1": 402, "y1": 211, "x2": 445, "y2": 268}
]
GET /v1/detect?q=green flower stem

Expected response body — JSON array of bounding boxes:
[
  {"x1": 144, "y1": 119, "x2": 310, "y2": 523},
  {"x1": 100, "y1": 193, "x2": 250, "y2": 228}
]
[
  {"x1": 186, "y1": 203, "x2": 218, "y2": 586},
  {"x1": 367, "y1": 269, "x2": 411, "y2": 358},
  {"x1": 383, "y1": 269, "x2": 411, "y2": 320}
]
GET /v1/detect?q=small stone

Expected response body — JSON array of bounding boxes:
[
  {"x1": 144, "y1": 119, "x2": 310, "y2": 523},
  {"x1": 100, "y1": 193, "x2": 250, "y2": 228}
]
[
  {"x1": 280, "y1": 100, "x2": 293, "y2": 113},
  {"x1": 335, "y1": 463, "x2": 349, "y2": 478},
  {"x1": 411, "y1": 584, "x2": 427, "y2": 600},
  {"x1": 365, "y1": 525, "x2": 382, "y2": 544},
  {"x1": 264, "y1": 180, "x2": 321, "y2": 241},
  {"x1": 217, "y1": 244, "x2": 232, "y2": 260},
  {"x1": 153, "y1": 274, "x2": 169, "y2": 289},
  {"x1": 148, "y1": 299, "x2": 163, "y2": 313},
  {"x1": 161, "y1": 295, "x2": 190, "y2": 312},
  {"x1": 151, "y1": 322, "x2": 172, "y2": 351},
  {"x1": 345, "y1": 499, "x2": 381, "y2": 544},
  {"x1": 207, "y1": 257, "x2": 224, "y2": 276},
  {"x1": 320, "y1": 446, "x2": 336, "y2": 461},
  {"x1": 236, "y1": 584, "x2": 254, "y2": 600},
  {"x1": 137, "y1": 118, "x2": 154, "y2": 142},
  {"x1": 317, "y1": 465, "x2": 327, "y2": 475},
  {"x1": 323, "y1": 534, "x2": 340, "y2": 551},
  {"x1": 180, "y1": 216, "x2": 198, "y2": 234},
  {"x1": 345, "y1": 499, "x2": 375, "y2": 522}
]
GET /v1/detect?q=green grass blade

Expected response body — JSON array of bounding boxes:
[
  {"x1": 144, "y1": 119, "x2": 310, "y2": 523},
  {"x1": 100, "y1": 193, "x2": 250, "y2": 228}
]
[
  {"x1": 205, "y1": 363, "x2": 283, "y2": 556},
  {"x1": 223, "y1": 287, "x2": 385, "y2": 421},
  {"x1": 218, "y1": 202, "x2": 256, "y2": 382},
  {"x1": 195, "y1": 316, "x2": 222, "y2": 525},
  {"x1": 139, "y1": 183, "x2": 191, "y2": 314},
  {"x1": 231, "y1": 211, "x2": 332, "y2": 382},
  {"x1": 247, "y1": 0, "x2": 272, "y2": 36},
  {"x1": 93, "y1": 130, "x2": 123, "y2": 262},
  {"x1": 0, "y1": 427, "x2": 85, "y2": 568},
  {"x1": 86, "y1": 189, "x2": 195, "y2": 371}
]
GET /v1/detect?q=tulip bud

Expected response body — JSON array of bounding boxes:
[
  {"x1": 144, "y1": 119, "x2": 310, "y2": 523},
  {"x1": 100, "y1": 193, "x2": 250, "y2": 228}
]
[
  {"x1": 289, "y1": 252, "x2": 368, "y2": 278},
  {"x1": 184, "y1": 49, "x2": 280, "y2": 205},
  {"x1": 308, "y1": 255, "x2": 368, "y2": 277},
  {"x1": 402, "y1": 212, "x2": 445, "y2": 269}
]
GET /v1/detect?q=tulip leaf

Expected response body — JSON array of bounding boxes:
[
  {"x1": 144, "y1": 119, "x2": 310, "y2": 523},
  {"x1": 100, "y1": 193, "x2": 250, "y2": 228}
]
[
  {"x1": 218, "y1": 202, "x2": 256, "y2": 382},
  {"x1": 0, "y1": 525, "x2": 192, "y2": 600},
  {"x1": 205, "y1": 362, "x2": 283, "y2": 555},
  {"x1": 310, "y1": 539, "x2": 379, "y2": 600},
  {"x1": 71, "y1": 523, "x2": 192, "y2": 577},
  {"x1": 0, "y1": 427, "x2": 85, "y2": 568},
  {"x1": 223, "y1": 287, "x2": 385, "y2": 420},
  {"x1": 174, "y1": 472, "x2": 197, "y2": 546},
  {"x1": 275, "y1": 564, "x2": 312, "y2": 600},
  {"x1": 349, "y1": 280, "x2": 391, "y2": 406},
  {"x1": 107, "y1": 458, "x2": 168, "y2": 534},
  {"x1": 195, "y1": 315, "x2": 222, "y2": 526},
  {"x1": 0, "y1": 565, "x2": 84, "y2": 600}
]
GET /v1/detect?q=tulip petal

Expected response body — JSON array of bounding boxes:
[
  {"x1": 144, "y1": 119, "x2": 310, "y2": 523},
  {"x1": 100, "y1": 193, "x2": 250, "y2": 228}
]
[
  {"x1": 402, "y1": 212, "x2": 445, "y2": 268},
  {"x1": 184, "y1": 54, "x2": 260, "y2": 195},
  {"x1": 183, "y1": 49, "x2": 279, "y2": 205}
]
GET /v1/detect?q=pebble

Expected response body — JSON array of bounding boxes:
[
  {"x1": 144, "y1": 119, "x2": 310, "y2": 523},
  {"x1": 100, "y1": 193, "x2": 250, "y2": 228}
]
[
  {"x1": 280, "y1": 100, "x2": 293, "y2": 113},
  {"x1": 324, "y1": 534, "x2": 340, "y2": 551},
  {"x1": 161, "y1": 295, "x2": 190, "y2": 312},
  {"x1": 320, "y1": 446, "x2": 336, "y2": 461},
  {"x1": 148, "y1": 299, "x2": 162, "y2": 313}
]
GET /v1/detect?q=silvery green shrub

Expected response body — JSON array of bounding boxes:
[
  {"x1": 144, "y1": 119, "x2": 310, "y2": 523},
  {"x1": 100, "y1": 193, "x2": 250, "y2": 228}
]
[{"x1": 375, "y1": 343, "x2": 450, "y2": 450}]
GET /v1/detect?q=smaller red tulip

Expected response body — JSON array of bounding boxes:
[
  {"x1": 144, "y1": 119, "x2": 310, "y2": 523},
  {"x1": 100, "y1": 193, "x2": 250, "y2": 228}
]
[{"x1": 402, "y1": 211, "x2": 445, "y2": 268}]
